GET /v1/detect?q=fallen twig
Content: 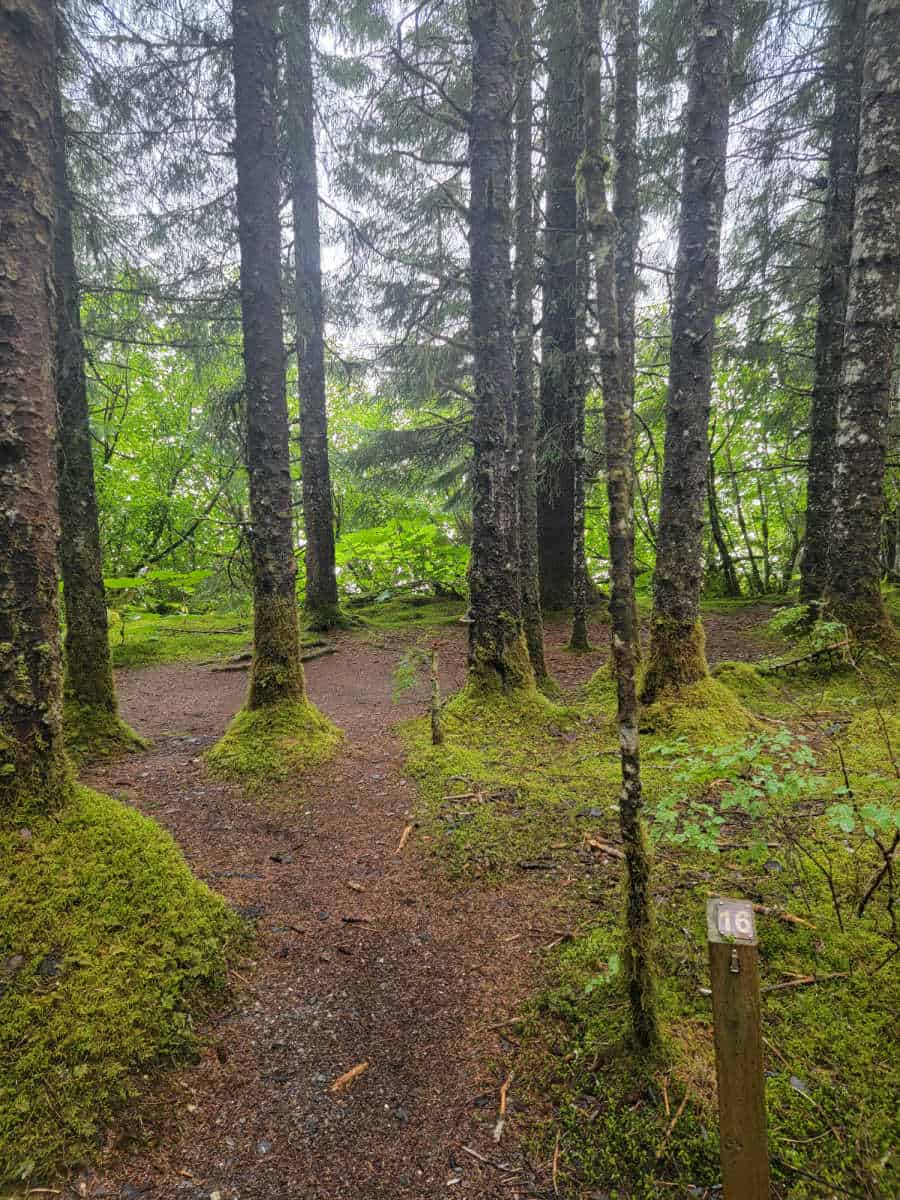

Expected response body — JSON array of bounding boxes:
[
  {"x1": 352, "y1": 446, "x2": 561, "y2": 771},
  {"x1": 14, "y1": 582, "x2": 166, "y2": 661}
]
[
  {"x1": 396, "y1": 823, "x2": 414, "y2": 853},
  {"x1": 329, "y1": 1060, "x2": 370, "y2": 1093},
  {"x1": 750, "y1": 902, "x2": 816, "y2": 929},
  {"x1": 552, "y1": 1131, "x2": 561, "y2": 1195},
  {"x1": 654, "y1": 1086, "x2": 691, "y2": 1162},
  {"x1": 493, "y1": 1071, "x2": 514, "y2": 1142}
]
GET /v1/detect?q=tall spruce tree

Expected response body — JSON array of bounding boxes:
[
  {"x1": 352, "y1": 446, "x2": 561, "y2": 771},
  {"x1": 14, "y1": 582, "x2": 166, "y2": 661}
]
[
  {"x1": 0, "y1": 0, "x2": 69, "y2": 813},
  {"x1": 538, "y1": 0, "x2": 582, "y2": 611},
  {"x1": 285, "y1": 0, "x2": 341, "y2": 633},
  {"x1": 827, "y1": 0, "x2": 900, "y2": 642},
  {"x1": 53, "y1": 67, "x2": 142, "y2": 755},
  {"x1": 514, "y1": 0, "x2": 548, "y2": 680},
  {"x1": 641, "y1": 0, "x2": 735, "y2": 703},
  {"x1": 800, "y1": 0, "x2": 865, "y2": 604},
  {"x1": 466, "y1": 0, "x2": 533, "y2": 691},
  {"x1": 579, "y1": 0, "x2": 658, "y2": 1051},
  {"x1": 231, "y1": 0, "x2": 305, "y2": 708}
]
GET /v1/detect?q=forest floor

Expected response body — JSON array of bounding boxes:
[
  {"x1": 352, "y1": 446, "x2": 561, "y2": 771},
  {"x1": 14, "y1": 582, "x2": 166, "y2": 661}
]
[{"x1": 47, "y1": 601, "x2": 895, "y2": 1200}]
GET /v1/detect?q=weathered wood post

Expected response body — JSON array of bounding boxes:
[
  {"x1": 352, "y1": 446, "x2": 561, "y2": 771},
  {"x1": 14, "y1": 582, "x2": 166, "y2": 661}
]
[{"x1": 707, "y1": 897, "x2": 771, "y2": 1199}]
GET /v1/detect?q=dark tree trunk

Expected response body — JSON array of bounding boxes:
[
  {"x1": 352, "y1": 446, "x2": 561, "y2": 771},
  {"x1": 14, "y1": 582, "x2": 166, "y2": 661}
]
[
  {"x1": 579, "y1": 0, "x2": 658, "y2": 1051},
  {"x1": 232, "y1": 0, "x2": 304, "y2": 708},
  {"x1": 514, "y1": 0, "x2": 548, "y2": 679},
  {"x1": 53, "y1": 85, "x2": 118, "y2": 715},
  {"x1": 0, "y1": 0, "x2": 68, "y2": 814},
  {"x1": 827, "y1": 0, "x2": 900, "y2": 642},
  {"x1": 613, "y1": 0, "x2": 642, "y2": 656},
  {"x1": 538, "y1": 0, "x2": 581, "y2": 611},
  {"x1": 641, "y1": 0, "x2": 735, "y2": 703},
  {"x1": 467, "y1": 0, "x2": 532, "y2": 692},
  {"x1": 284, "y1": 0, "x2": 340, "y2": 632},
  {"x1": 800, "y1": 0, "x2": 865, "y2": 603}
]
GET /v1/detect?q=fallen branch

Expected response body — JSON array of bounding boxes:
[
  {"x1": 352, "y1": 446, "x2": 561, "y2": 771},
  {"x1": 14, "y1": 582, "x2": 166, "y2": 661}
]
[
  {"x1": 211, "y1": 644, "x2": 337, "y2": 671},
  {"x1": 762, "y1": 972, "x2": 847, "y2": 994},
  {"x1": 762, "y1": 641, "x2": 850, "y2": 674}
]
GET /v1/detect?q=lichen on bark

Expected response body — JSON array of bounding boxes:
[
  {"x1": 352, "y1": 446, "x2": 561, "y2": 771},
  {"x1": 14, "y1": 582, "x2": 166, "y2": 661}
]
[{"x1": 0, "y1": 0, "x2": 71, "y2": 820}]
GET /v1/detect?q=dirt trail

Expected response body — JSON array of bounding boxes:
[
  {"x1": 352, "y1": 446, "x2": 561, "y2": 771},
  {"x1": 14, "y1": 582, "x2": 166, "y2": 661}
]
[{"x1": 72, "y1": 607, "x2": 775, "y2": 1200}]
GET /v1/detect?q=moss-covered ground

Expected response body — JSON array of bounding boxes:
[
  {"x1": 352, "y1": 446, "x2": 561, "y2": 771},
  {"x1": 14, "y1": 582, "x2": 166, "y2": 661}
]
[
  {"x1": 0, "y1": 788, "x2": 242, "y2": 1185},
  {"x1": 206, "y1": 698, "x2": 342, "y2": 791},
  {"x1": 402, "y1": 622, "x2": 899, "y2": 1198}
]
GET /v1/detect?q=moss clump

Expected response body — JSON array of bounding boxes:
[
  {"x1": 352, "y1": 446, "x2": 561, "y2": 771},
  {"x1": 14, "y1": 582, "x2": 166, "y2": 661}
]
[
  {"x1": 639, "y1": 675, "x2": 754, "y2": 741},
  {"x1": 110, "y1": 610, "x2": 255, "y2": 669},
  {"x1": 0, "y1": 787, "x2": 241, "y2": 1184},
  {"x1": 63, "y1": 700, "x2": 148, "y2": 763},
  {"x1": 711, "y1": 659, "x2": 777, "y2": 704},
  {"x1": 402, "y1": 686, "x2": 586, "y2": 877},
  {"x1": 206, "y1": 699, "x2": 342, "y2": 788},
  {"x1": 346, "y1": 594, "x2": 465, "y2": 630}
]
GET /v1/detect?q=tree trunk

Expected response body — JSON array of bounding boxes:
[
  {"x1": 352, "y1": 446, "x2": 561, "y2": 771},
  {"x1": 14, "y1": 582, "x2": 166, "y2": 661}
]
[
  {"x1": 232, "y1": 0, "x2": 304, "y2": 708},
  {"x1": 641, "y1": 0, "x2": 734, "y2": 703},
  {"x1": 284, "y1": 0, "x2": 341, "y2": 632},
  {"x1": 800, "y1": 0, "x2": 865, "y2": 604},
  {"x1": 707, "y1": 456, "x2": 742, "y2": 598},
  {"x1": 53, "y1": 83, "x2": 118, "y2": 715},
  {"x1": 0, "y1": 0, "x2": 69, "y2": 815},
  {"x1": 579, "y1": 0, "x2": 658, "y2": 1052},
  {"x1": 827, "y1": 0, "x2": 900, "y2": 642},
  {"x1": 514, "y1": 0, "x2": 548, "y2": 678},
  {"x1": 467, "y1": 0, "x2": 533, "y2": 692},
  {"x1": 538, "y1": 0, "x2": 581, "y2": 611},
  {"x1": 613, "y1": 0, "x2": 642, "y2": 657}
]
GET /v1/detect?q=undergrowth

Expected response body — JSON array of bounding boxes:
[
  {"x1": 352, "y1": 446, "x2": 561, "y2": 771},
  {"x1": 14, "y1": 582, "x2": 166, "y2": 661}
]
[
  {"x1": 402, "y1": 619, "x2": 899, "y2": 1197},
  {"x1": 0, "y1": 788, "x2": 242, "y2": 1184}
]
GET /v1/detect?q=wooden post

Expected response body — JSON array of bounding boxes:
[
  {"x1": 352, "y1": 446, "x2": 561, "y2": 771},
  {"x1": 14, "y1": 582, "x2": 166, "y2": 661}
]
[{"x1": 707, "y1": 897, "x2": 771, "y2": 1199}]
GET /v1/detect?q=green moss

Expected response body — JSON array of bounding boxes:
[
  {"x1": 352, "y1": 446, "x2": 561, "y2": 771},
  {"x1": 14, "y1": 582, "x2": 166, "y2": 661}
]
[
  {"x1": 0, "y1": 787, "x2": 242, "y2": 1183},
  {"x1": 640, "y1": 617, "x2": 710, "y2": 704},
  {"x1": 348, "y1": 594, "x2": 465, "y2": 630},
  {"x1": 63, "y1": 701, "x2": 148, "y2": 763},
  {"x1": 110, "y1": 610, "x2": 255, "y2": 669},
  {"x1": 639, "y1": 675, "x2": 755, "y2": 740},
  {"x1": 402, "y1": 686, "x2": 592, "y2": 878},
  {"x1": 206, "y1": 698, "x2": 342, "y2": 790},
  {"x1": 518, "y1": 886, "x2": 899, "y2": 1199},
  {"x1": 711, "y1": 659, "x2": 778, "y2": 704}
]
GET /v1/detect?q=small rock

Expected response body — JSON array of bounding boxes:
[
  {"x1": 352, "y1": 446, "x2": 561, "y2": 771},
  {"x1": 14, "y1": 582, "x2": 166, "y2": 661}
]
[
  {"x1": 209, "y1": 1192, "x2": 222, "y2": 1200},
  {"x1": 269, "y1": 851, "x2": 294, "y2": 865},
  {"x1": 256, "y1": 1138, "x2": 272, "y2": 1155},
  {"x1": 316, "y1": 911, "x2": 330, "y2": 921},
  {"x1": 18, "y1": 827, "x2": 32, "y2": 841},
  {"x1": 394, "y1": 1107, "x2": 408, "y2": 1122}
]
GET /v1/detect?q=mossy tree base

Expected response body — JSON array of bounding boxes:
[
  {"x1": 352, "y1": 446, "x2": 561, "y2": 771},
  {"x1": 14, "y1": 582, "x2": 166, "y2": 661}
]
[
  {"x1": 206, "y1": 698, "x2": 342, "y2": 788},
  {"x1": 0, "y1": 735, "x2": 73, "y2": 827},
  {"x1": 0, "y1": 786, "x2": 240, "y2": 1183},
  {"x1": 63, "y1": 700, "x2": 148, "y2": 763},
  {"x1": 304, "y1": 604, "x2": 362, "y2": 634},
  {"x1": 467, "y1": 624, "x2": 535, "y2": 695},
  {"x1": 639, "y1": 618, "x2": 710, "y2": 704},
  {"x1": 827, "y1": 594, "x2": 898, "y2": 651},
  {"x1": 639, "y1": 675, "x2": 754, "y2": 741},
  {"x1": 248, "y1": 595, "x2": 306, "y2": 709}
]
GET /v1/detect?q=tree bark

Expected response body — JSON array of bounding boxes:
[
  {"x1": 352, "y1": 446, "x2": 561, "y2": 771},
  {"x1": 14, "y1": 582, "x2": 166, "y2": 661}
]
[
  {"x1": 0, "y1": 0, "x2": 68, "y2": 814},
  {"x1": 538, "y1": 0, "x2": 581, "y2": 611},
  {"x1": 800, "y1": 0, "x2": 865, "y2": 603},
  {"x1": 579, "y1": 0, "x2": 658, "y2": 1051},
  {"x1": 466, "y1": 0, "x2": 533, "y2": 692},
  {"x1": 707, "y1": 456, "x2": 742, "y2": 598},
  {"x1": 53, "y1": 81, "x2": 118, "y2": 715},
  {"x1": 827, "y1": 0, "x2": 900, "y2": 642},
  {"x1": 514, "y1": 0, "x2": 548, "y2": 678},
  {"x1": 641, "y1": 0, "x2": 735, "y2": 703},
  {"x1": 284, "y1": 0, "x2": 340, "y2": 632},
  {"x1": 232, "y1": 0, "x2": 304, "y2": 707},
  {"x1": 613, "y1": 0, "x2": 642, "y2": 656}
]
